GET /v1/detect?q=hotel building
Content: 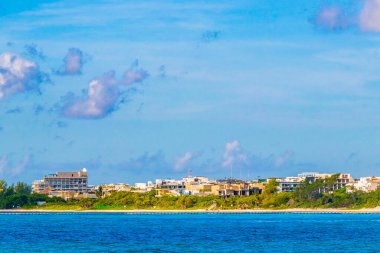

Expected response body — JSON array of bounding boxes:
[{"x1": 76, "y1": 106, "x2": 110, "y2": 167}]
[{"x1": 32, "y1": 168, "x2": 89, "y2": 194}]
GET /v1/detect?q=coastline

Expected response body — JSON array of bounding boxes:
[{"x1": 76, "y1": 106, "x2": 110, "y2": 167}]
[{"x1": 2, "y1": 207, "x2": 380, "y2": 214}]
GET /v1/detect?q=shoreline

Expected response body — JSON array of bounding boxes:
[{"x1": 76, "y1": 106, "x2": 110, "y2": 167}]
[{"x1": 2, "y1": 207, "x2": 380, "y2": 214}]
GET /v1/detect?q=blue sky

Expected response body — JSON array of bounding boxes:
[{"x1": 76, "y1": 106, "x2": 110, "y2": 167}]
[{"x1": 1, "y1": 0, "x2": 380, "y2": 184}]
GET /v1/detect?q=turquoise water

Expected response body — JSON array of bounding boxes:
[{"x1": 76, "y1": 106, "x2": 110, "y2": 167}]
[{"x1": 0, "y1": 212, "x2": 379, "y2": 252}]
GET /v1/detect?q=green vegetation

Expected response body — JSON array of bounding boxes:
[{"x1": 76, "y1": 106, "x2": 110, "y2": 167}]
[
  {"x1": 0, "y1": 180, "x2": 65, "y2": 209},
  {"x1": 3, "y1": 177, "x2": 380, "y2": 210}
]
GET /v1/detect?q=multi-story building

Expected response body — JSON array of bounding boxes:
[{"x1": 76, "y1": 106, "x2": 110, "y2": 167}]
[
  {"x1": 32, "y1": 168, "x2": 89, "y2": 195},
  {"x1": 335, "y1": 173, "x2": 354, "y2": 190},
  {"x1": 155, "y1": 179, "x2": 186, "y2": 196},
  {"x1": 156, "y1": 179, "x2": 185, "y2": 190},
  {"x1": 273, "y1": 173, "x2": 355, "y2": 193},
  {"x1": 213, "y1": 179, "x2": 262, "y2": 197},
  {"x1": 276, "y1": 177, "x2": 303, "y2": 192}
]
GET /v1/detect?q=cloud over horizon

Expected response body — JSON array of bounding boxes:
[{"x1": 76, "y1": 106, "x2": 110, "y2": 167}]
[
  {"x1": 222, "y1": 140, "x2": 247, "y2": 169},
  {"x1": 0, "y1": 52, "x2": 46, "y2": 99},
  {"x1": 0, "y1": 155, "x2": 30, "y2": 178},
  {"x1": 174, "y1": 151, "x2": 193, "y2": 172}
]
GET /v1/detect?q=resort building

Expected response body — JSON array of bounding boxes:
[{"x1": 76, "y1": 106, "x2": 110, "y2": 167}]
[
  {"x1": 213, "y1": 179, "x2": 262, "y2": 197},
  {"x1": 184, "y1": 183, "x2": 215, "y2": 196},
  {"x1": 155, "y1": 179, "x2": 186, "y2": 196},
  {"x1": 32, "y1": 168, "x2": 89, "y2": 196},
  {"x1": 156, "y1": 179, "x2": 185, "y2": 190},
  {"x1": 276, "y1": 177, "x2": 304, "y2": 192}
]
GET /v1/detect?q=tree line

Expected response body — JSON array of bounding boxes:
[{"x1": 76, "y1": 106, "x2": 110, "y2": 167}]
[{"x1": 0, "y1": 180, "x2": 64, "y2": 209}]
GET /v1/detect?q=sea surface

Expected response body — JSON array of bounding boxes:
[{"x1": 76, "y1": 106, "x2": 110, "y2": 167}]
[{"x1": 0, "y1": 212, "x2": 379, "y2": 252}]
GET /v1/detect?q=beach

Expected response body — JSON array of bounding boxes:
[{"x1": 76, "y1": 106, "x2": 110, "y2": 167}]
[{"x1": 2, "y1": 207, "x2": 380, "y2": 214}]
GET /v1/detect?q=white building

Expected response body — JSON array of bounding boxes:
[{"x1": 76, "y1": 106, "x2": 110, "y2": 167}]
[
  {"x1": 276, "y1": 177, "x2": 304, "y2": 192},
  {"x1": 134, "y1": 183, "x2": 147, "y2": 190},
  {"x1": 351, "y1": 177, "x2": 380, "y2": 192}
]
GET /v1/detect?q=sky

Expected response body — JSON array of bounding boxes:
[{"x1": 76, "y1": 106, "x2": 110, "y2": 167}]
[{"x1": 1, "y1": 0, "x2": 380, "y2": 185}]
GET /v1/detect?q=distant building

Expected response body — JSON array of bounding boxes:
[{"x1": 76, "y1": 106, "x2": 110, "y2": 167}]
[
  {"x1": 273, "y1": 173, "x2": 354, "y2": 193},
  {"x1": 32, "y1": 168, "x2": 89, "y2": 196},
  {"x1": 134, "y1": 183, "x2": 147, "y2": 190},
  {"x1": 156, "y1": 179, "x2": 185, "y2": 190},
  {"x1": 213, "y1": 183, "x2": 261, "y2": 197},
  {"x1": 100, "y1": 183, "x2": 131, "y2": 197},
  {"x1": 350, "y1": 177, "x2": 380, "y2": 192},
  {"x1": 182, "y1": 176, "x2": 211, "y2": 184},
  {"x1": 276, "y1": 177, "x2": 303, "y2": 192}
]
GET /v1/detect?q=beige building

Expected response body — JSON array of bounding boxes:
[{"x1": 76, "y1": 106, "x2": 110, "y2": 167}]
[
  {"x1": 32, "y1": 168, "x2": 89, "y2": 199},
  {"x1": 211, "y1": 182, "x2": 262, "y2": 197}
]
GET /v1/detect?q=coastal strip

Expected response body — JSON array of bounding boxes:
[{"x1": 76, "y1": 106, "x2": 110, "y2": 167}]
[{"x1": 2, "y1": 208, "x2": 380, "y2": 214}]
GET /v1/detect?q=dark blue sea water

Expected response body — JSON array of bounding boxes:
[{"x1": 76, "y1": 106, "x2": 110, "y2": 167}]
[{"x1": 0, "y1": 212, "x2": 379, "y2": 252}]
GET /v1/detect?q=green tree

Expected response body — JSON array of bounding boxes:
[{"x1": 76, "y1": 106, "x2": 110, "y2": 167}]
[
  {"x1": 96, "y1": 186, "x2": 103, "y2": 198},
  {"x1": 263, "y1": 179, "x2": 279, "y2": 196},
  {"x1": 15, "y1": 182, "x2": 31, "y2": 195},
  {"x1": 0, "y1": 180, "x2": 7, "y2": 194}
]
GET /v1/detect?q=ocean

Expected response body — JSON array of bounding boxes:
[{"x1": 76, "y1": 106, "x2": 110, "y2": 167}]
[{"x1": 0, "y1": 212, "x2": 379, "y2": 252}]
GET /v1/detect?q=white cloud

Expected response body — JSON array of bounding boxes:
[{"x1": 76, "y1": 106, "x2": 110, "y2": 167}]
[
  {"x1": 60, "y1": 60, "x2": 149, "y2": 119},
  {"x1": 62, "y1": 71, "x2": 120, "y2": 119},
  {"x1": 359, "y1": 0, "x2": 380, "y2": 32},
  {"x1": 174, "y1": 152, "x2": 193, "y2": 171},
  {"x1": 222, "y1": 140, "x2": 247, "y2": 168},
  {"x1": 0, "y1": 52, "x2": 44, "y2": 99}
]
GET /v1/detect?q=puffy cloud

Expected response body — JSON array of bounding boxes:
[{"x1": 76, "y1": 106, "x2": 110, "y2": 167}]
[
  {"x1": 57, "y1": 48, "x2": 86, "y2": 75},
  {"x1": 314, "y1": 6, "x2": 348, "y2": 30},
  {"x1": 359, "y1": 0, "x2": 380, "y2": 32},
  {"x1": 174, "y1": 152, "x2": 193, "y2": 172},
  {"x1": 0, "y1": 52, "x2": 45, "y2": 99},
  {"x1": 222, "y1": 140, "x2": 247, "y2": 168},
  {"x1": 61, "y1": 71, "x2": 120, "y2": 119},
  {"x1": 218, "y1": 140, "x2": 299, "y2": 179},
  {"x1": 121, "y1": 60, "x2": 149, "y2": 85},
  {"x1": 60, "y1": 60, "x2": 149, "y2": 119}
]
